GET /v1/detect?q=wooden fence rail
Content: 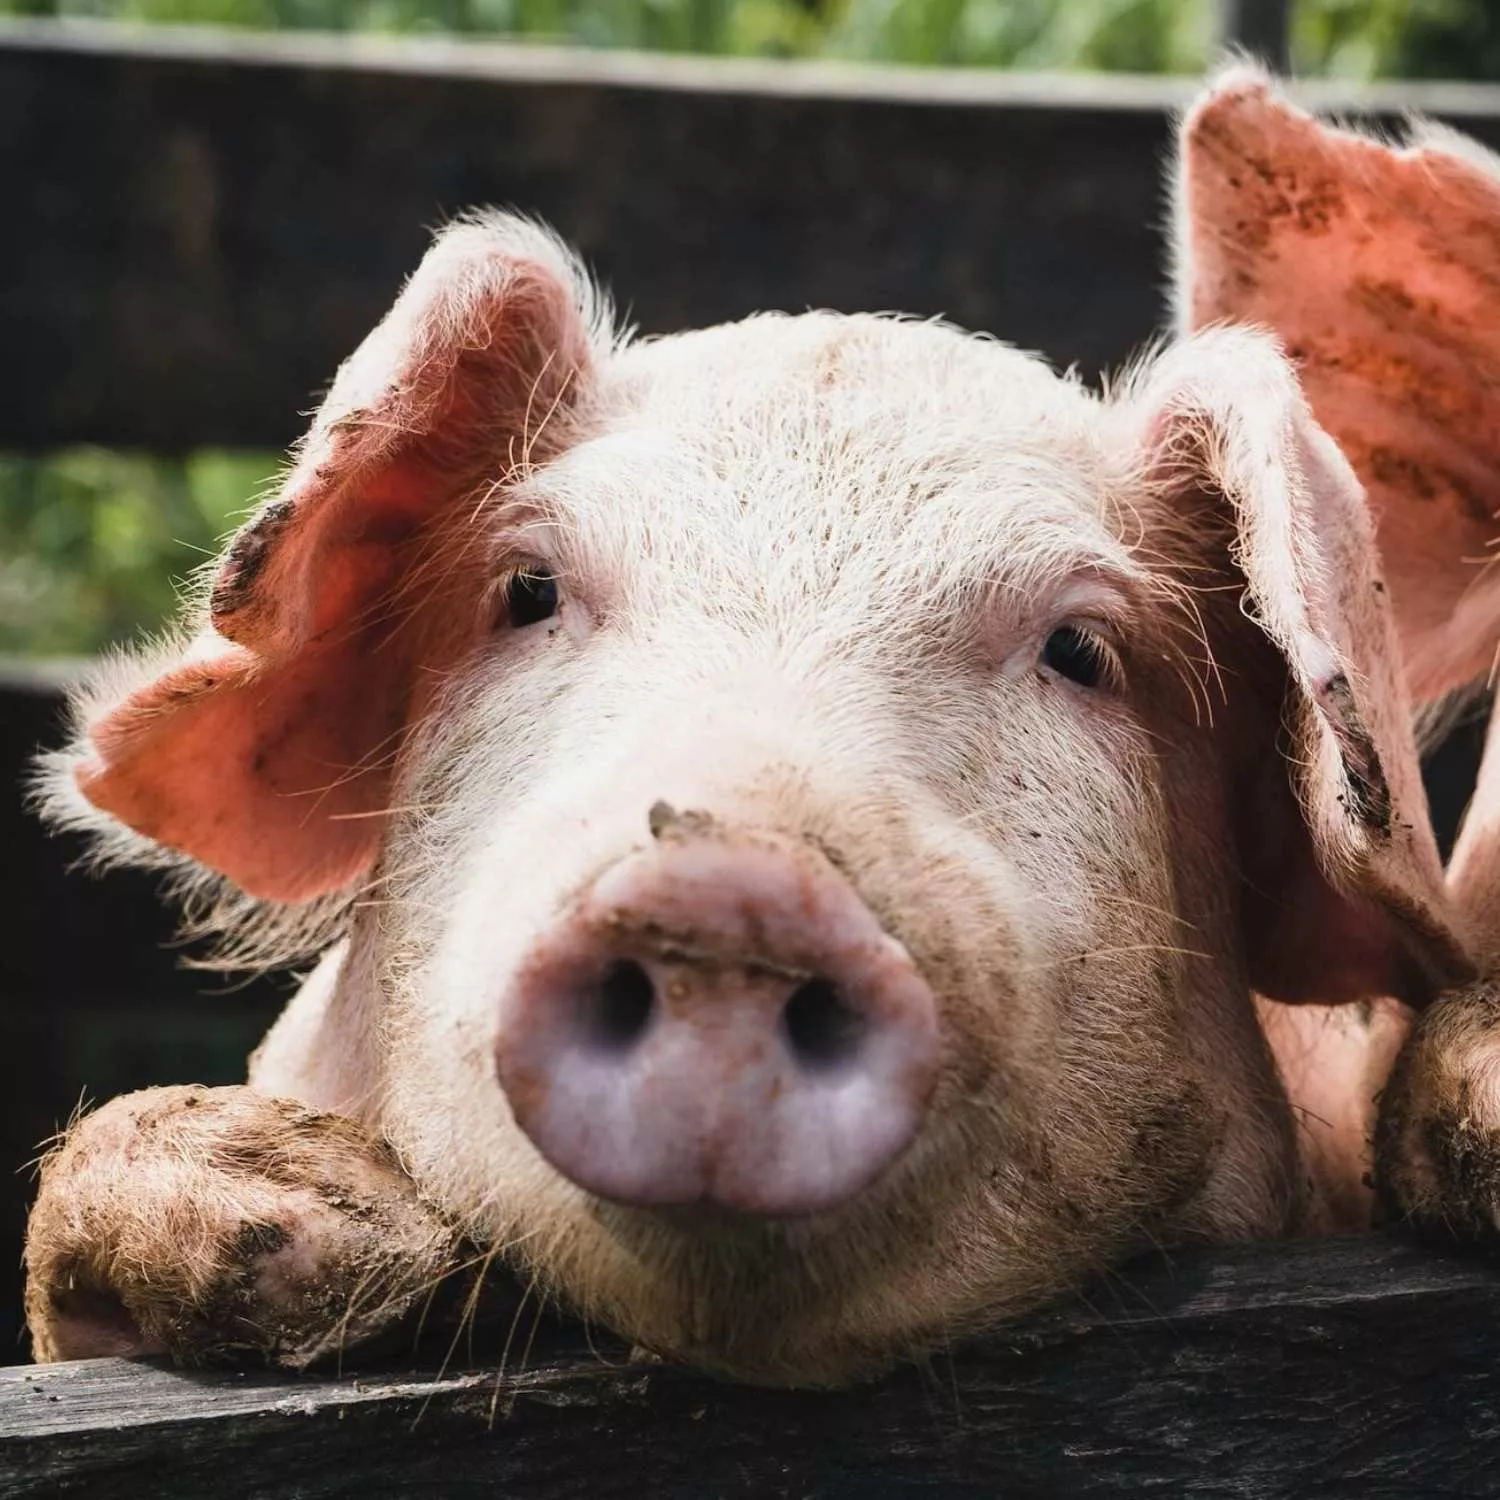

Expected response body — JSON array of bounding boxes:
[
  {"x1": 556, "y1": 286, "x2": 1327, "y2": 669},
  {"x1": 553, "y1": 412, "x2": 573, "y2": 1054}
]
[
  {"x1": 5, "y1": 23, "x2": 1500, "y2": 1492},
  {"x1": 3, "y1": 1236, "x2": 1500, "y2": 1499},
  {"x1": 7, "y1": 22, "x2": 1500, "y2": 452}
]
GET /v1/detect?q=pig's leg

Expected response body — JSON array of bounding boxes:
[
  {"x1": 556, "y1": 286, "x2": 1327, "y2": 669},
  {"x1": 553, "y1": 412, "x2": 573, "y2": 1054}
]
[
  {"x1": 1376, "y1": 700, "x2": 1500, "y2": 1242},
  {"x1": 25, "y1": 1084, "x2": 460, "y2": 1367},
  {"x1": 1374, "y1": 980, "x2": 1500, "y2": 1245}
]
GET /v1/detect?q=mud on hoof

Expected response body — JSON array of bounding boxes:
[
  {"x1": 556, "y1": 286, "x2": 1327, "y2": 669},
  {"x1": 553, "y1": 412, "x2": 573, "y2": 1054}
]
[
  {"x1": 25, "y1": 1085, "x2": 461, "y2": 1368},
  {"x1": 1375, "y1": 980, "x2": 1500, "y2": 1246}
]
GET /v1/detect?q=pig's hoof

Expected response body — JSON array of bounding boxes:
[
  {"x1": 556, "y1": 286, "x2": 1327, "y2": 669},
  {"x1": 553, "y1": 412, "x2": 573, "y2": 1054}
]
[
  {"x1": 1375, "y1": 979, "x2": 1500, "y2": 1246},
  {"x1": 25, "y1": 1085, "x2": 460, "y2": 1368}
]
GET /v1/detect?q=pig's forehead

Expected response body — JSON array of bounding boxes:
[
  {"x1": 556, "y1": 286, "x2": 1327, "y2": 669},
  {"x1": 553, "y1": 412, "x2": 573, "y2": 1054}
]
[
  {"x1": 507, "y1": 312, "x2": 1144, "y2": 596},
  {"x1": 560, "y1": 311, "x2": 1115, "y2": 513},
  {"x1": 604, "y1": 311, "x2": 1087, "y2": 429}
]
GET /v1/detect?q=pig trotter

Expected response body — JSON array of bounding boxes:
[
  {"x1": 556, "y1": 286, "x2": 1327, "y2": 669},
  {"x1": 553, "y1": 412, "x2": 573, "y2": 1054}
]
[
  {"x1": 1375, "y1": 980, "x2": 1500, "y2": 1247},
  {"x1": 25, "y1": 1086, "x2": 461, "y2": 1368}
]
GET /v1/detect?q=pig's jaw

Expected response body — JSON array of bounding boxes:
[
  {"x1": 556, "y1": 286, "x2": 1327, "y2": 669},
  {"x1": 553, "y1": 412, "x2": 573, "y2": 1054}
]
[
  {"x1": 450, "y1": 1111, "x2": 1047, "y2": 1388},
  {"x1": 376, "y1": 973, "x2": 1294, "y2": 1388},
  {"x1": 440, "y1": 1072, "x2": 1286, "y2": 1390},
  {"x1": 375, "y1": 917, "x2": 1297, "y2": 1381}
]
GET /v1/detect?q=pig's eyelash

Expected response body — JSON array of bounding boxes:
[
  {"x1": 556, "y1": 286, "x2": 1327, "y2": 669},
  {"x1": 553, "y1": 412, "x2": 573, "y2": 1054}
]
[{"x1": 1037, "y1": 620, "x2": 1126, "y2": 693}]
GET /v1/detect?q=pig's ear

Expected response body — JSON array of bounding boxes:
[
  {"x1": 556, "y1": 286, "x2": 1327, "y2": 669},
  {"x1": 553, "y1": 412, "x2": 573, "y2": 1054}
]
[
  {"x1": 1174, "y1": 64, "x2": 1500, "y2": 705},
  {"x1": 1123, "y1": 325, "x2": 1473, "y2": 1008},
  {"x1": 53, "y1": 213, "x2": 603, "y2": 903}
]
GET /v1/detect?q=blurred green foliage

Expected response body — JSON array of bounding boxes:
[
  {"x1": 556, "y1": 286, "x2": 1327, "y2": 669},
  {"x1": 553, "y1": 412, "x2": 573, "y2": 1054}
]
[
  {"x1": 2, "y1": 0, "x2": 1487, "y2": 76},
  {"x1": 1295, "y1": 0, "x2": 1500, "y2": 80},
  {"x1": 2, "y1": 0, "x2": 1219, "y2": 69},
  {"x1": 0, "y1": 453, "x2": 274, "y2": 656},
  {"x1": 1, "y1": 0, "x2": 1495, "y2": 657}
]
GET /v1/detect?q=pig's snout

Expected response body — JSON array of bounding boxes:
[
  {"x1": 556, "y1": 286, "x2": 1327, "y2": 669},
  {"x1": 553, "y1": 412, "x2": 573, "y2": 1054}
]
[{"x1": 494, "y1": 823, "x2": 940, "y2": 1216}]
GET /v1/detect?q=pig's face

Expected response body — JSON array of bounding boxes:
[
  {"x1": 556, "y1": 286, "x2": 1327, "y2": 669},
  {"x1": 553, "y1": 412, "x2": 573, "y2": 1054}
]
[
  {"x1": 373, "y1": 316, "x2": 1264, "y2": 1380},
  {"x1": 52, "y1": 216, "x2": 1467, "y2": 1385}
]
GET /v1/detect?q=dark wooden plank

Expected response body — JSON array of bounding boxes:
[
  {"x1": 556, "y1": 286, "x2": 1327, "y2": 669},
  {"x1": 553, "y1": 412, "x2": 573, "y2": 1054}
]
[
  {"x1": 6, "y1": 22, "x2": 1500, "y2": 453},
  {"x1": 1, "y1": 1236, "x2": 1498, "y2": 1498},
  {"x1": 0, "y1": 25, "x2": 1170, "y2": 453}
]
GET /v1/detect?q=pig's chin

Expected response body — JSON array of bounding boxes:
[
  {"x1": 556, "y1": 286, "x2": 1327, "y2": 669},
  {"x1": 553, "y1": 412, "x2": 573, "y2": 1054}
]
[
  {"x1": 582, "y1": 1181, "x2": 890, "y2": 1262},
  {"x1": 564, "y1": 1196, "x2": 939, "y2": 1388},
  {"x1": 499, "y1": 1120, "x2": 1051, "y2": 1390}
]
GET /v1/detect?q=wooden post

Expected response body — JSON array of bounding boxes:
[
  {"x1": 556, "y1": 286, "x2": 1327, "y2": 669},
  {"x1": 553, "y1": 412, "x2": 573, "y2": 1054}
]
[{"x1": 1217, "y1": 0, "x2": 1291, "y2": 72}]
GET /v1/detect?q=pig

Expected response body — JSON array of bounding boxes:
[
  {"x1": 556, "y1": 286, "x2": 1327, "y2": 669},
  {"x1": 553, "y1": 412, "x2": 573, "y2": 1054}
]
[
  {"x1": 1176, "y1": 64, "x2": 1500, "y2": 1249},
  {"x1": 23, "y1": 209, "x2": 1472, "y2": 1388}
]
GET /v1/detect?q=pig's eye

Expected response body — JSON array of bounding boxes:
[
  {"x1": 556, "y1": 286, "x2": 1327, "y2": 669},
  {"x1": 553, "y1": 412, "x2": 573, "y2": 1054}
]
[
  {"x1": 502, "y1": 567, "x2": 560, "y2": 629},
  {"x1": 1041, "y1": 625, "x2": 1116, "y2": 689}
]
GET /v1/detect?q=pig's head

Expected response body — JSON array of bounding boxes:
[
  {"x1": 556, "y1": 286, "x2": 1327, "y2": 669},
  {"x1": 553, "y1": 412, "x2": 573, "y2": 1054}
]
[{"x1": 43, "y1": 213, "x2": 1470, "y2": 1385}]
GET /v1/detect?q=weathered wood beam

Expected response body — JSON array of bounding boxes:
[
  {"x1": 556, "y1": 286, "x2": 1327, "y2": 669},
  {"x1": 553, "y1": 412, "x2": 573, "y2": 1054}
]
[
  {"x1": 1, "y1": 1235, "x2": 1497, "y2": 1498},
  {"x1": 7, "y1": 22, "x2": 1500, "y2": 454}
]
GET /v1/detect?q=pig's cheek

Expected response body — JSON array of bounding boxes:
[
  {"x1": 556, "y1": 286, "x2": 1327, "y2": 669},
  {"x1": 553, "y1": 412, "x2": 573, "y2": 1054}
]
[
  {"x1": 418, "y1": 780, "x2": 638, "y2": 1051},
  {"x1": 385, "y1": 871, "x2": 567, "y2": 1210},
  {"x1": 422, "y1": 869, "x2": 547, "y2": 1062},
  {"x1": 895, "y1": 822, "x2": 1057, "y2": 1094}
]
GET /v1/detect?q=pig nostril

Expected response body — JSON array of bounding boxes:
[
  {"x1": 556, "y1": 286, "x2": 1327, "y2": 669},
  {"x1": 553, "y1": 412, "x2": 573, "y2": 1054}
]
[
  {"x1": 782, "y1": 979, "x2": 866, "y2": 1070},
  {"x1": 584, "y1": 960, "x2": 657, "y2": 1053}
]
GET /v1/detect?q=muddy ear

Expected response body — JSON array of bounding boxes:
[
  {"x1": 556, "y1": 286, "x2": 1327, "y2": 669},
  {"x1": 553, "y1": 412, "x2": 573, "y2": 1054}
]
[
  {"x1": 1124, "y1": 325, "x2": 1472, "y2": 1006},
  {"x1": 1175, "y1": 64, "x2": 1500, "y2": 705},
  {"x1": 55, "y1": 213, "x2": 602, "y2": 902}
]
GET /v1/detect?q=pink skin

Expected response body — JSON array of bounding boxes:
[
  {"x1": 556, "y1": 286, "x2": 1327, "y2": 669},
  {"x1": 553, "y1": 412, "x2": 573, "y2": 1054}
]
[{"x1": 495, "y1": 812, "x2": 940, "y2": 1215}]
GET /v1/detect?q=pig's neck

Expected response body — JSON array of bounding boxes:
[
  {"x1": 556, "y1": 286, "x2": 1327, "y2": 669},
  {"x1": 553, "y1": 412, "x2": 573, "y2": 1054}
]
[{"x1": 247, "y1": 937, "x2": 386, "y2": 1123}]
